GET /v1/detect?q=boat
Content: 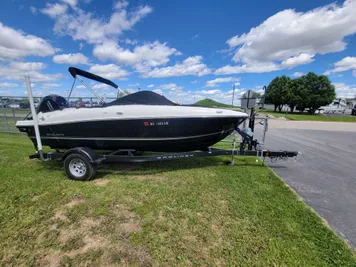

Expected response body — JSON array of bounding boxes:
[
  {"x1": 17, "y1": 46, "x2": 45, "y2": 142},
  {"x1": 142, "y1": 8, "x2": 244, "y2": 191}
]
[
  {"x1": 320, "y1": 98, "x2": 347, "y2": 114},
  {"x1": 16, "y1": 67, "x2": 248, "y2": 152}
]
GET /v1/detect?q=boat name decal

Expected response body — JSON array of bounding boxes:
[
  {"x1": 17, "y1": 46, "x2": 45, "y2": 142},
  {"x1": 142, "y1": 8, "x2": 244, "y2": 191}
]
[
  {"x1": 144, "y1": 121, "x2": 169, "y2": 126},
  {"x1": 46, "y1": 133, "x2": 64, "y2": 137}
]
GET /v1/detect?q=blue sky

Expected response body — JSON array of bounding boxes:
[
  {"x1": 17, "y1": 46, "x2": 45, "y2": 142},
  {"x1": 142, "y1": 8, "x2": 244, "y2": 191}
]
[{"x1": 0, "y1": 0, "x2": 356, "y2": 103}]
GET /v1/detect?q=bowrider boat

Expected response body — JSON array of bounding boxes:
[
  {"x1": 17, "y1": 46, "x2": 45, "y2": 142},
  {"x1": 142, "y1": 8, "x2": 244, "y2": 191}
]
[{"x1": 16, "y1": 67, "x2": 248, "y2": 152}]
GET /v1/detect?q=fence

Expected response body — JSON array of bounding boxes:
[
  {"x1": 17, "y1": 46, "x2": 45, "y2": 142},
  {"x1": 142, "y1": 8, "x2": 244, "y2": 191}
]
[{"x1": 0, "y1": 96, "x2": 116, "y2": 134}]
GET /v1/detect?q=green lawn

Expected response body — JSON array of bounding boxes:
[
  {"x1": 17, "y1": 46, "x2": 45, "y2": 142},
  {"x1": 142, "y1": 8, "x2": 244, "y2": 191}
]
[
  {"x1": 0, "y1": 108, "x2": 29, "y2": 133},
  {"x1": 0, "y1": 117, "x2": 20, "y2": 133},
  {"x1": 259, "y1": 110, "x2": 356, "y2": 122},
  {"x1": 0, "y1": 134, "x2": 355, "y2": 266}
]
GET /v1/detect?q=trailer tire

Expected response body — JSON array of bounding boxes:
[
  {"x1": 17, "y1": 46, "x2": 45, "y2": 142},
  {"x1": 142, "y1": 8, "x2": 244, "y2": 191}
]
[{"x1": 64, "y1": 153, "x2": 96, "y2": 181}]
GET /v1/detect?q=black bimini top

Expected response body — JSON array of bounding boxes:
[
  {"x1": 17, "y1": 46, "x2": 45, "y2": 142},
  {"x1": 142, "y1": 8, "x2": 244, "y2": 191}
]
[
  {"x1": 107, "y1": 91, "x2": 177, "y2": 106},
  {"x1": 68, "y1": 67, "x2": 118, "y2": 89},
  {"x1": 68, "y1": 67, "x2": 175, "y2": 106}
]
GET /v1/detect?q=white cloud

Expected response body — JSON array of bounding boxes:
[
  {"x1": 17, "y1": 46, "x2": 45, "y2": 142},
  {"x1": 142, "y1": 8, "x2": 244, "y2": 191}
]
[
  {"x1": 324, "y1": 56, "x2": 356, "y2": 75},
  {"x1": 215, "y1": 62, "x2": 280, "y2": 75},
  {"x1": 0, "y1": 82, "x2": 19, "y2": 88},
  {"x1": 123, "y1": 38, "x2": 138, "y2": 45},
  {"x1": 92, "y1": 84, "x2": 110, "y2": 89},
  {"x1": 79, "y1": 43, "x2": 84, "y2": 50},
  {"x1": 333, "y1": 82, "x2": 356, "y2": 98},
  {"x1": 221, "y1": 0, "x2": 356, "y2": 73},
  {"x1": 195, "y1": 89, "x2": 222, "y2": 95},
  {"x1": 143, "y1": 56, "x2": 211, "y2": 78},
  {"x1": 281, "y1": 53, "x2": 314, "y2": 68},
  {"x1": 0, "y1": 62, "x2": 61, "y2": 82},
  {"x1": 0, "y1": 22, "x2": 55, "y2": 60},
  {"x1": 45, "y1": 1, "x2": 152, "y2": 44},
  {"x1": 40, "y1": 3, "x2": 68, "y2": 18},
  {"x1": 76, "y1": 85, "x2": 86, "y2": 89},
  {"x1": 147, "y1": 84, "x2": 154, "y2": 88},
  {"x1": 61, "y1": 0, "x2": 78, "y2": 9},
  {"x1": 192, "y1": 34, "x2": 199, "y2": 40},
  {"x1": 41, "y1": 83, "x2": 62, "y2": 88},
  {"x1": 93, "y1": 41, "x2": 180, "y2": 72},
  {"x1": 291, "y1": 72, "x2": 305, "y2": 77},
  {"x1": 153, "y1": 89, "x2": 163, "y2": 95},
  {"x1": 147, "y1": 88, "x2": 241, "y2": 105},
  {"x1": 10, "y1": 62, "x2": 47, "y2": 71},
  {"x1": 205, "y1": 77, "x2": 240, "y2": 88},
  {"x1": 353, "y1": 70, "x2": 356, "y2": 77},
  {"x1": 114, "y1": 1, "x2": 129, "y2": 10},
  {"x1": 53, "y1": 53, "x2": 90, "y2": 65},
  {"x1": 156, "y1": 83, "x2": 183, "y2": 91},
  {"x1": 88, "y1": 64, "x2": 129, "y2": 80},
  {"x1": 128, "y1": 83, "x2": 140, "y2": 87},
  {"x1": 30, "y1": 6, "x2": 37, "y2": 14}
]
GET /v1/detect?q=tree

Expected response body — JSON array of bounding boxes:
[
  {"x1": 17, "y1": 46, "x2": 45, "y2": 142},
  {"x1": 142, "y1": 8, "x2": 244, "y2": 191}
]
[
  {"x1": 286, "y1": 77, "x2": 308, "y2": 113},
  {"x1": 266, "y1": 72, "x2": 335, "y2": 114},
  {"x1": 20, "y1": 98, "x2": 29, "y2": 104},
  {"x1": 292, "y1": 76, "x2": 307, "y2": 112},
  {"x1": 304, "y1": 73, "x2": 335, "y2": 114},
  {"x1": 265, "y1": 76, "x2": 291, "y2": 112}
]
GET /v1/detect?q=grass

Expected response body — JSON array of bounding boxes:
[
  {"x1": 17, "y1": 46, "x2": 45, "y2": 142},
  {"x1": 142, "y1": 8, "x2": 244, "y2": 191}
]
[
  {"x1": 0, "y1": 117, "x2": 20, "y2": 133},
  {"x1": 194, "y1": 98, "x2": 238, "y2": 109},
  {"x1": 259, "y1": 110, "x2": 356, "y2": 122},
  {"x1": 0, "y1": 133, "x2": 355, "y2": 266},
  {"x1": 0, "y1": 108, "x2": 30, "y2": 117},
  {"x1": 0, "y1": 108, "x2": 29, "y2": 133}
]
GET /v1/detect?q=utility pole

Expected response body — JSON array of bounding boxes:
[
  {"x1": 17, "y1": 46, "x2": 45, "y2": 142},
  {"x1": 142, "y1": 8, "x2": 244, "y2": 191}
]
[
  {"x1": 262, "y1": 85, "x2": 266, "y2": 109},
  {"x1": 231, "y1": 83, "x2": 235, "y2": 108}
]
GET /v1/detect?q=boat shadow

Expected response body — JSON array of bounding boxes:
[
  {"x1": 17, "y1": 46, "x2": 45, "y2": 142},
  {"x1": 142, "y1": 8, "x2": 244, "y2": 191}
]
[
  {"x1": 38, "y1": 156, "x2": 266, "y2": 180},
  {"x1": 94, "y1": 156, "x2": 266, "y2": 179}
]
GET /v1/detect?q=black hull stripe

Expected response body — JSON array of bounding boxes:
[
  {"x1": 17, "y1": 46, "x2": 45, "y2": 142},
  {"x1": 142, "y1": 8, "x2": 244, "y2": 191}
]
[
  {"x1": 16, "y1": 115, "x2": 247, "y2": 127},
  {"x1": 29, "y1": 129, "x2": 233, "y2": 141},
  {"x1": 19, "y1": 116, "x2": 246, "y2": 127}
]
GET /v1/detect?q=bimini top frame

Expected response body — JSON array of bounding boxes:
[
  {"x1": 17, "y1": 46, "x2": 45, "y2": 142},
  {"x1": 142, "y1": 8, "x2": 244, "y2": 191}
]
[{"x1": 67, "y1": 67, "x2": 125, "y2": 102}]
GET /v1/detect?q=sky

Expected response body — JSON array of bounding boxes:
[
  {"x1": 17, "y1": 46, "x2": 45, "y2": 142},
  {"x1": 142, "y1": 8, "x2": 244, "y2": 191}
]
[{"x1": 0, "y1": 0, "x2": 356, "y2": 104}]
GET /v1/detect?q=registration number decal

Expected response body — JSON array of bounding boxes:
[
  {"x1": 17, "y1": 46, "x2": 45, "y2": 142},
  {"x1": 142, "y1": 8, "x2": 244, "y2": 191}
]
[{"x1": 144, "y1": 121, "x2": 169, "y2": 126}]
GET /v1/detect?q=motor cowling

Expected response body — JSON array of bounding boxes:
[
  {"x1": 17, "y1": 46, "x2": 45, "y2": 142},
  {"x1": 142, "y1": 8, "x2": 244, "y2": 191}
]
[{"x1": 37, "y1": 95, "x2": 68, "y2": 113}]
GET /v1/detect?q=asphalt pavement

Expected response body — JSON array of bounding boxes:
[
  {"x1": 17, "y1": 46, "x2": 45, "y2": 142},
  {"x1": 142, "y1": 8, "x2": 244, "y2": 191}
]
[{"x1": 257, "y1": 120, "x2": 356, "y2": 247}]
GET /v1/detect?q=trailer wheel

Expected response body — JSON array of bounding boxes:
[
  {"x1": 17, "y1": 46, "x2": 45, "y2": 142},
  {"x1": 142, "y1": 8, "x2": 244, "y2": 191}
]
[{"x1": 64, "y1": 153, "x2": 96, "y2": 181}]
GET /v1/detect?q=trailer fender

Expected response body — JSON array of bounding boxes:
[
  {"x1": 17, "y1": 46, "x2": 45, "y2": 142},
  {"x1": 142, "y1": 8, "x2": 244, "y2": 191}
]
[{"x1": 61, "y1": 147, "x2": 98, "y2": 164}]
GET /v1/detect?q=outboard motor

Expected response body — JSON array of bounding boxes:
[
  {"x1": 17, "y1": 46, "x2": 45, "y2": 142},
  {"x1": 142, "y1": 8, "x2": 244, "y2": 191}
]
[{"x1": 37, "y1": 95, "x2": 68, "y2": 113}]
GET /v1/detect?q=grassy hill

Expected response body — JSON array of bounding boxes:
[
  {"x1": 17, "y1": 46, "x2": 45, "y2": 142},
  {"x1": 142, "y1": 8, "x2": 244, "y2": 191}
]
[{"x1": 194, "y1": 98, "x2": 236, "y2": 108}]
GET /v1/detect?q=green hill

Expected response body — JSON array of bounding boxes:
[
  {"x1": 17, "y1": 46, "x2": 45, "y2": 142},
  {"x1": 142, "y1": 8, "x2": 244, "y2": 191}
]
[{"x1": 194, "y1": 98, "x2": 236, "y2": 108}]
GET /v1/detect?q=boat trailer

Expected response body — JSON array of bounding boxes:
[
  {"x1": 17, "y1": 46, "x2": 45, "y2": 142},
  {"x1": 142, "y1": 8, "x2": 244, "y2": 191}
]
[
  {"x1": 29, "y1": 140, "x2": 299, "y2": 181},
  {"x1": 24, "y1": 76, "x2": 299, "y2": 181}
]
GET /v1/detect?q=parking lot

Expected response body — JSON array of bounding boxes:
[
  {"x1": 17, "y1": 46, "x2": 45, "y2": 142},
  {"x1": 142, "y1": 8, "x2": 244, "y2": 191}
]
[{"x1": 262, "y1": 120, "x2": 356, "y2": 247}]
